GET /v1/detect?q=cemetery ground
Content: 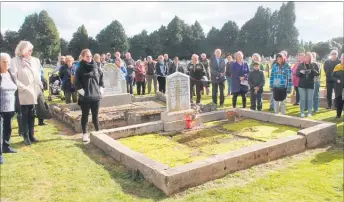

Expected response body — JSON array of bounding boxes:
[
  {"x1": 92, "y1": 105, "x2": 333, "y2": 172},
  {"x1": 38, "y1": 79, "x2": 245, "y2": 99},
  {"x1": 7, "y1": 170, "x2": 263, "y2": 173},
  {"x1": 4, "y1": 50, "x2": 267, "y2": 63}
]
[{"x1": 0, "y1": 67, "x2": 343, "y2": 202}]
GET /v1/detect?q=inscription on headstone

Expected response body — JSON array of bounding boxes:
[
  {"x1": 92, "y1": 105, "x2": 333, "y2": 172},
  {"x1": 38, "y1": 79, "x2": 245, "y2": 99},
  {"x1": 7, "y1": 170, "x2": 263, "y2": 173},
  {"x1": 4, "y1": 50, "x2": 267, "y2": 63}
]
[
  {"x1": 166, "y1": 72, "x2": 190, "y2": 112},
  {"x1": 103, "y1": 63, "x2": 127, "y2": 95}
]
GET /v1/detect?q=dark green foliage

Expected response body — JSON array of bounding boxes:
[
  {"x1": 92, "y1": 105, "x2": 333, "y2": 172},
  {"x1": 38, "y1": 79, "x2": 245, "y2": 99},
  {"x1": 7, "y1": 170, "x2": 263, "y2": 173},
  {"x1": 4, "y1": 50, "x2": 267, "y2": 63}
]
[
  {"x1": 96, "y1": 20, "x2": 129, "y2": 55},
  {"x1": 69, "y1": 25, "x2": 89, "y2": 59}
]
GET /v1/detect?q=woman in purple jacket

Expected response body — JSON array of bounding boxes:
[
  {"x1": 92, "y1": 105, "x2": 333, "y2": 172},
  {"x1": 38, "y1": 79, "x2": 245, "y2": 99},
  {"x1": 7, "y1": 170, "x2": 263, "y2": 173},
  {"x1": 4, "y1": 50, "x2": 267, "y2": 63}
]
[{"x1": 230, "y1": 51, "x2": 250, "y2": 108}]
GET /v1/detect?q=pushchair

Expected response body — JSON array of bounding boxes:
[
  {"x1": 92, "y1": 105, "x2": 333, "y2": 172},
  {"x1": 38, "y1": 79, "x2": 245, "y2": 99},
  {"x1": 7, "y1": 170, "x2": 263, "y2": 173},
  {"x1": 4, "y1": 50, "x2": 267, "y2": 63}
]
[{"x1": 47, "y1": 69, "x2": 64, "y2": 101}]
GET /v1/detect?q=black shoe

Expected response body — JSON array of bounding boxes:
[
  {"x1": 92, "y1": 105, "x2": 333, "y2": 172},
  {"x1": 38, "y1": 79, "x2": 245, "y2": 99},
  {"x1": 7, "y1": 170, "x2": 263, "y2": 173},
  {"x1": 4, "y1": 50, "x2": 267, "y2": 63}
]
[
  {"x1": 326, "y1": 106, "x2": 331, "y2": 110},
  {"x1": 30, "y1": 136, "x2": 39, "y2": 143},
  {"x1": 293, "y1": 103, "x2": 299, "y2": 106},
  {"x1": 38, "y1": 122, "x2": 47, "y2": 126},
  {"x1": 23, "y1": 136, "x2": 31, "y2": 145},
  {"x1": 336, "y1": 115, "x2": 341, "y2": 119},
  {"x1": 3, "y1": 147, "x2": 17, "y2": 153}
]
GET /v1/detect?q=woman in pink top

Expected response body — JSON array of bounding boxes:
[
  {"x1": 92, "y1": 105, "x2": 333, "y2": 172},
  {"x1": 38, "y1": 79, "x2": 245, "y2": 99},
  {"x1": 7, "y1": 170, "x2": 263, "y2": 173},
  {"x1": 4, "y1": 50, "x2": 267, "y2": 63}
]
[{"x1": 292, "y1": 53, "x2": 305, "y2": 105}]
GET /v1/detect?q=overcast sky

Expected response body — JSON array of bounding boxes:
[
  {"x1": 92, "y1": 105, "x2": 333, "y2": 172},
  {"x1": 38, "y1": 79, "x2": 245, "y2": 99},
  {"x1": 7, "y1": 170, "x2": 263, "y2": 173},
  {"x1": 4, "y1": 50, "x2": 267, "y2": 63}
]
[{"x1": 1, "y1": 1, "x2": 343, "y2": 43}]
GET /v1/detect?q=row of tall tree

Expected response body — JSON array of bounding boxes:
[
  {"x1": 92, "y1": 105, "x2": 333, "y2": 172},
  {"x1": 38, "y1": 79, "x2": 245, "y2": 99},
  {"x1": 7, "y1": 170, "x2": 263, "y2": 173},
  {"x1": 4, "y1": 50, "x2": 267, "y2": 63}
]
[{"x1": 1, "y1": 2, "x2": 342, "y2": 60}]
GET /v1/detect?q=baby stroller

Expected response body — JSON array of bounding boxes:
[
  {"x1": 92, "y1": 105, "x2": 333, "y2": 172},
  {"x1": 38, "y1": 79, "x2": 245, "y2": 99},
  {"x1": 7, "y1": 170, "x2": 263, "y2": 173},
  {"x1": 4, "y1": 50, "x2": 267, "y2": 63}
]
[{"x1": 48, "y1": 69, "x2": 64, "y2": 101}]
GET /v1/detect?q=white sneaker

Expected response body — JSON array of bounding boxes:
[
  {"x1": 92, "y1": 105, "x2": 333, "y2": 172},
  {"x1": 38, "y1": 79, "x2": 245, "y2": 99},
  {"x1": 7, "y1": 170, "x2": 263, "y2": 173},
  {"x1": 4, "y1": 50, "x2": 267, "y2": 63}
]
[
  {"x1": 82, "y1": 133, "x2": 89, "y2": 142},
  {"x1": 300, "y1": 113, "x2": 305, "y2": 118},
  {"x1": 308, "y1": 114, "x2": 312, "y2": 117}
]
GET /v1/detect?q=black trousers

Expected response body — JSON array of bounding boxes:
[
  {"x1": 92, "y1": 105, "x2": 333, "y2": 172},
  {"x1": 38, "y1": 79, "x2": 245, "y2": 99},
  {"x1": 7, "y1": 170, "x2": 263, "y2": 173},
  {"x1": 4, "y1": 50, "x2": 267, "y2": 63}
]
[
  {"x1": 232, "y1": 92, "x2": 247, "y2": 108},
  {"x1": 64, "y1": 91, "x2": 78, "y2": 104},
  {"x1": 157, "y1": 76, "x2": 166, "y2": 93},
  {"x1": 326, "y1": 82, "x2": 335, "y2": 108},
  {"x1": 294, "y1": 86, "x2": 300, "y2": 104},
  {"x1": 80, "y1": 101, "x2": 100, "y2": 134},
  {"x1": 21, "y1": 105, "x2": 35, "y2": 138},
  {"x1": 335, "y1": 96, "x2": 344, "y2": 117},
  {"x1": 190, "y1": 80, "x2": 202, "y2": 104},
  {"x1": 0, "y1": 111, "x2": 15, "y2": 154},
  {"x1": 136, "y1": 81, "x2": 146, "y2": 95},
  {"x1": 212, "y1": 82, "x2": 225, "y2": 105}
]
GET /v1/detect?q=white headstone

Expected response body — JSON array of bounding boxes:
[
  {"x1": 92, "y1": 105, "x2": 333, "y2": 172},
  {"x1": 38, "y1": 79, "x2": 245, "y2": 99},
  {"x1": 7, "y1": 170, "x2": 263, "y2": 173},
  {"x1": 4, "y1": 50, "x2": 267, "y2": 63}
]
[
  {"x1": 166, "y1": 72, "x2": 191, "y2": 112},
  {"x1": 102, "y1": 63, "x2": 127, "y2": 95}
]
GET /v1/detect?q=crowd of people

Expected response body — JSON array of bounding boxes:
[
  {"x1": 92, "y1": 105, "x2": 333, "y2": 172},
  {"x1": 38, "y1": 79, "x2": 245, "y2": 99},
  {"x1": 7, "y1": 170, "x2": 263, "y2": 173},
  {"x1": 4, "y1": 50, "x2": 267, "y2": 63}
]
[{"x1": 1, "y1": 40, "x2": 344, "y2": 165}]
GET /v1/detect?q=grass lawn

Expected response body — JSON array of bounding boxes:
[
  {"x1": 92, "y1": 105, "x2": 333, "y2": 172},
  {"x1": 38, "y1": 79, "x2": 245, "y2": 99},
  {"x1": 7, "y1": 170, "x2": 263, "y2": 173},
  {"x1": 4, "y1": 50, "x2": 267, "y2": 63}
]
[{"x1": 0, "y1": 65, "x2": 343, "y2": 202}]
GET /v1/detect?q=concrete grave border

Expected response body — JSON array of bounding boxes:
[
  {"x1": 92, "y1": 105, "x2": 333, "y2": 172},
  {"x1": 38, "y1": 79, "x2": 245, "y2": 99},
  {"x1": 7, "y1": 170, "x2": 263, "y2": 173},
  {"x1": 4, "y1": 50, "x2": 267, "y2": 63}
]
[{"x1": 90, "y1": 109, "x2": 336, "y2": 195}]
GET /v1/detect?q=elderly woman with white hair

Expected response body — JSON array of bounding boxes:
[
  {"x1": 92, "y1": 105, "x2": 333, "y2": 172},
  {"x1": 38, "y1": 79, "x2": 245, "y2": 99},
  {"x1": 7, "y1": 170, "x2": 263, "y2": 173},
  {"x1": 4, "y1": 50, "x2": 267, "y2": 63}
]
[
  {"x1": 230, "y1": 51, "x2": 250, "y2": 108},
  {"x1": 250, "y1": 53, "x2": 265, "y2": 71},
  {"x1": 324, "y1": 50, "x2": 341, "y2": 109},
  {"x1": 0, "y1": 53, "x2": 19, "y2": 164},
  {"x1": 9, "y1": 41, "x2": 43, "y2": 145}
]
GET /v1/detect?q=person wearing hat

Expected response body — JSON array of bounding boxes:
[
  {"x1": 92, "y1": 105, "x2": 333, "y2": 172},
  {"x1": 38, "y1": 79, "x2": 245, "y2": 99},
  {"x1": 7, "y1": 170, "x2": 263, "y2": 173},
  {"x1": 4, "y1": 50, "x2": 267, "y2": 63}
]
[
  {"x1": 248, "y1": 61, "x2": 265, "y2": 111},
  {"x1": 270, "y1": 53, "x2": 292, "y2": 115}
]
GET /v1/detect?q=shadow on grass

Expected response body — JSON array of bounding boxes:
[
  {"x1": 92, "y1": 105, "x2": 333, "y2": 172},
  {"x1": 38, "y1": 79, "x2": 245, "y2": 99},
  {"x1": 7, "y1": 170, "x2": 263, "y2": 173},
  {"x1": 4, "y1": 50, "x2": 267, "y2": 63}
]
[
  {"x1": 310, "y1": 145, "x2": 343, "y2": 165},
  {"x1": 72, "y1": 139, "x2": 167, "y2": 201},
  {"x1": 10, "y1": 138, "x2": 63, "y2": 149}
]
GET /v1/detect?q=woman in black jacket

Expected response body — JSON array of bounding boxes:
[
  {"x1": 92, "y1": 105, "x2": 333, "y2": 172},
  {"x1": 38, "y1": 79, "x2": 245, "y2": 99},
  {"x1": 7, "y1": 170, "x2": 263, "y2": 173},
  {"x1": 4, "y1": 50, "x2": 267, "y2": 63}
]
[
  {"x1": 296, "y1": 52, "x2": 320, "y2": 118},
  {"x1": 75, "y1": 49, "x2": 104, "y2": 142},
  {"x1": 332, "y1": 53, "x2": 344, "y2": 118}
]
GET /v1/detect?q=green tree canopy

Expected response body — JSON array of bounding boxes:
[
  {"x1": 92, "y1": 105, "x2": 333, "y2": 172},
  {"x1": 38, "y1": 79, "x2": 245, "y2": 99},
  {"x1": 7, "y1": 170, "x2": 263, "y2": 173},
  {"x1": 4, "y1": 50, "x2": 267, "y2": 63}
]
[
  {"x1": 36, "y1": 10, "x2": 60, "y2": 59},
  {"x1": 96, "y1": 20, "x2": 129, "y2": 54},
  {"x1": 69, "y1": 25, "x2": 89, "y2": 59},
  {"x1": 129, "y1": 30, "x2": 149, "y2": 59}
]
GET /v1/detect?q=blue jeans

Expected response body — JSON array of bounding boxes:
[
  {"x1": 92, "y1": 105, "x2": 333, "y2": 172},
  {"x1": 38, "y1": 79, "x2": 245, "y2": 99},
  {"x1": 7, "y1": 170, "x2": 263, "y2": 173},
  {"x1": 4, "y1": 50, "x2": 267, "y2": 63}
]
[
  {"x1": 313, "y1": 82, "x2": 320, "y2": 112},
  {"x1": 299, "y1": 88, "x2": 314, "y2": 115},
  {"x1": 270, "y1": 90, "x2": 274, "y2": 110},
  {"x1": 226, "y1": 76, "x2": 231, "y2": 95},
  {"x1": 250, "y1": 91, "x2": 262, "y2": 111}
]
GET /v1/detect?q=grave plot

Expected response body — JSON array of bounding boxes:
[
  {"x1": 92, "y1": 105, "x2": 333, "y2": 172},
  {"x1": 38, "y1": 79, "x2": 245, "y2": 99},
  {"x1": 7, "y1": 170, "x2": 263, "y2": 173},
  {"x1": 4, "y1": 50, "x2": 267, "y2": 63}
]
[
  {"x1": 89, "y1": 72, "x2": 337, "y2": 195},
  {"x1": 117, "y1": 119, "x2": 299, "y2": 168},
  {"x1": 51, "y1": 100, "x2": 166, "y2": 133},
  {"x1": 90, "y1": 109, "x2": 337, "y2": 196}
]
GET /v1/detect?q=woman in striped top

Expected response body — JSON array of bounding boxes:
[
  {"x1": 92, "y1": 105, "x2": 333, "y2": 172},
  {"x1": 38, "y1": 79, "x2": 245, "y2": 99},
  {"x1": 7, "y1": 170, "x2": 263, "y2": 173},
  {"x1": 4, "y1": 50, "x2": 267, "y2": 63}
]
[{"x1": 0, "y1": 53, "x2": 18, "y2": 164}]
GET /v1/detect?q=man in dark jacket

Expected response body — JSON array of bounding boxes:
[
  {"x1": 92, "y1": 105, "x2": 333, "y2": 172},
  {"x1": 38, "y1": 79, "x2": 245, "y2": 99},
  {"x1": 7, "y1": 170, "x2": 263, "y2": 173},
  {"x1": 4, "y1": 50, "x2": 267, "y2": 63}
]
[
  {"x1": 124, "y1": 52, "x2": 136, "y2": 94},
  {"x1": 200, "y1": 53, "x2": 210, "y2": 95},
  {"x1": 324, "y1": 50, "x2": 341, "y2": 109},
  {"x1": 164, "y1": 54, "x2": 173, "y2": 74},
  {"x1": 187, "y1": 54, "x2": 206, "y2": 104},
  {"x1": 145, "y1": 56, "x2": 157, "y2": 94},
  {"x1": 210, "y1": 49, "x2": 226, "y2": 107},
  {"x1": 169, "y1": 56, "x2": 184, "y2": 74},
  {"x1": 248, "y1": 61, "x2": 265, "y2": 111}
]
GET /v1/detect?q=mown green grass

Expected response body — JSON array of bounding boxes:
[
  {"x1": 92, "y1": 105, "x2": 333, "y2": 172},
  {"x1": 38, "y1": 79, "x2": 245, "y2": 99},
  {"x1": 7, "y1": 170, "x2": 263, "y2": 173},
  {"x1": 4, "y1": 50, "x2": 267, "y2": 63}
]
[{"x1": 1, "y1": 65, "x2": 342, "y2": 202}]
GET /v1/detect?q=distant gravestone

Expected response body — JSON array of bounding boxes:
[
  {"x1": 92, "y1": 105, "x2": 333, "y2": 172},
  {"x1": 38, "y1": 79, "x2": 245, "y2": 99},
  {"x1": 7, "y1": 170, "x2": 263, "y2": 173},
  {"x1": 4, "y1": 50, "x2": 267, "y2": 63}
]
[
  {"x1": 166, "y1": 72, "x2": 191, "y2": 112},
  {"x1": 102, "y1": 63, "x2": 127, "y2": 95}
]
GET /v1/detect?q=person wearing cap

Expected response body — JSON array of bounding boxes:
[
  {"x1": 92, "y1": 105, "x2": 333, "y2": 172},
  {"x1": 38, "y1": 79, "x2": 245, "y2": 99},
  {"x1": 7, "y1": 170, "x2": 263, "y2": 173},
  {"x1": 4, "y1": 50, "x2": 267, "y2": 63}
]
[
  {"x1": 324, "y1": 50, "x2": 341, "y2": 109},
  {"x1": 331, "y1": 53, "x2": 344, "y2": 118},
  {"x1": 248, "y1": 61, "x2": 265, "y2": 111},
  {"x1": 270, "y1": 53, "x2": 292, "y2": 115}
]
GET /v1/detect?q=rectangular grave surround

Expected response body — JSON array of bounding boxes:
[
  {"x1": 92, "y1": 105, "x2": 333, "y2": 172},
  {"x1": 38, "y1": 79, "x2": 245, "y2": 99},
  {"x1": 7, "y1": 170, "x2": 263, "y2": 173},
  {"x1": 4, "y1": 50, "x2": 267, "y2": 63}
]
[{"x1": 90, "y1": 109, "x2": 337, "y2": 196}]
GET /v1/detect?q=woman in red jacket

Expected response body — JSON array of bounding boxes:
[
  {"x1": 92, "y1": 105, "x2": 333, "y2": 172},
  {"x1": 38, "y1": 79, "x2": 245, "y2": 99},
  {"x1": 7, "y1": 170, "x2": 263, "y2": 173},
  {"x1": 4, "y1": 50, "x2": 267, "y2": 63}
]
[{"x1": 135, "y1": 60, "x2": 146, "y2": 95}]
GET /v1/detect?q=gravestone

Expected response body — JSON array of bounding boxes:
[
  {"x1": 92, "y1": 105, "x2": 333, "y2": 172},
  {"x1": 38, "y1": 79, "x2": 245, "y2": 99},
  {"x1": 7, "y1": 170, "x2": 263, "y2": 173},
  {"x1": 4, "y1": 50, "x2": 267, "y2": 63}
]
[
  {"x1": 166, "y1": 72, "x2": 191, "y2": 112},
  {"x1": 102, "y1": 63, "x2": 127, "y2": 95}
]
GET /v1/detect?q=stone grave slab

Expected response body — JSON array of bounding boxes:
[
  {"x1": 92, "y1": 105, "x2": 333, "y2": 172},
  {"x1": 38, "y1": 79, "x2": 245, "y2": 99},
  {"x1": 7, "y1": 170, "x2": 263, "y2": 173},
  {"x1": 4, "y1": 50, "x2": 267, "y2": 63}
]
[
  {"x1": 166, "y1": 72, "x2": 191, "y2": 112},
  {"x1": 103, "y1": 63, "x2": 127, "y2": 95}
]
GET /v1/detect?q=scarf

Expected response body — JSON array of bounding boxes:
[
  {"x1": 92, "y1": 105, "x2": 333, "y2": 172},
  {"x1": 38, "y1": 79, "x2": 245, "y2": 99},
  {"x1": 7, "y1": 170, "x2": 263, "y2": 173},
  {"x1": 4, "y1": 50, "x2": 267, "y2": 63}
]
[{"x1": 333, "y1": 63, "x2": 344, "y2": 72}]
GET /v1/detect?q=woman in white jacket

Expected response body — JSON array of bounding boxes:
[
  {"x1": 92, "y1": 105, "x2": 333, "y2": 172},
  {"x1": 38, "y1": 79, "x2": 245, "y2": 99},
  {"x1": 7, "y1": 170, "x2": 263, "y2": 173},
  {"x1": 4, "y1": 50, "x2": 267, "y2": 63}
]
[{"x1": 10, "y1": 41, "x2": 43, "y2": 145}]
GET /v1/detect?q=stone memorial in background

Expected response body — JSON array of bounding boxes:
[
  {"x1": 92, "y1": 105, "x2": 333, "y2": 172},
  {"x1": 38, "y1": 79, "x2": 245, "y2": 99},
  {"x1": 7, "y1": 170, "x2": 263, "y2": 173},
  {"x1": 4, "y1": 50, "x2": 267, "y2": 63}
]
[
  {"x1": 103, "y1": 63, "x2": 127, "y2": 95},
  {"x1": 166, "y1": 72, "x2": 191, "y2": 112}
]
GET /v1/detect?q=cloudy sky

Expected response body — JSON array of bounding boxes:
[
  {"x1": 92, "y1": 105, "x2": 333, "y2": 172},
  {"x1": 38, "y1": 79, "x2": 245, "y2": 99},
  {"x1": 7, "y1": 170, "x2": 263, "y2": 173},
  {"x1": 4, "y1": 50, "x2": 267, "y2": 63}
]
[{"x1": 1, "y1": 1, "x2": 343, "y2": 43}]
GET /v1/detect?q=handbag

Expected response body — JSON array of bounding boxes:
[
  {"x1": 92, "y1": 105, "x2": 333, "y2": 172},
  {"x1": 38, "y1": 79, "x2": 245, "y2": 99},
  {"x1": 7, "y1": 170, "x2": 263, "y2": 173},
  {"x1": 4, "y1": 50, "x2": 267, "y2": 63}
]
[{"x1": 35, "y1": 91, "x2": 53, "y2": 119}]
